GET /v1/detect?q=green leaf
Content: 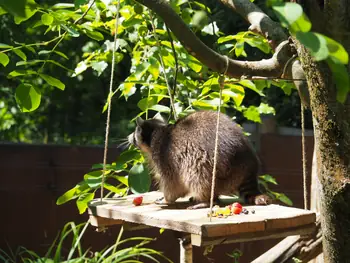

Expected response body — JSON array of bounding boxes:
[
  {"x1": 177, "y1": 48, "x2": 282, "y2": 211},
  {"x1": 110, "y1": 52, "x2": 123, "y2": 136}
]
[
  {"x1": 61, "y1": 24, "x2": 80, "y2": 37},
  {"x1": 115, "y1": 175, "x2": 129, "y2": 186},
  {"x1": 243, "y1": 106, "x2": 261, "y2": 123},
  {"x1": 149, "y1": 104, "x2": 170, "y2": 113},
  {"x1": 0, "y1": 52, "x2": 9, "y2": 66},
  {"x1": 258, "y1": 103, "x2": 275, "y2": 115},
  {"x1": 324, "y1": 36, "x2": 349, "y2": 64},
  {"x1": 0, "y1": 0, "x2": 27, "y2": 17},
  {"x1": 74, "y1": 0, "x2": 88, "y2": 8},
  {"x1": 259, "y1": 174, "x2": 278, "y2": 185},
  {"x1": 0, "y1": 6, "x2": 7, "y2": 15},
  {"x1": 128, "y1": 163, "x2": 151, "y2": 194},
  {"x1": 277, "y1": 193, "x2": 293, "y2": 206},
  {"x1": 122, "y1": 15, "x2": 143, "y2": 28},
  {"x1": 116, "y1": 149, "x2": 142, "y2": 167},
  {"x1": 52, "y1": 3, "x2": 75, "y2": 9},
  {"x1": 12, "y1": 0, "x2": 38, "y2": 24},
  {"x1": 134, "y1": 62, "x2": 150, "y2": 79},
  {"x1": 38, "y1": 50, "x2": 69, "y2": 59},
  {"x1": 239, "y1": 80, "x2": 264, "y2": 96},
  {"x1": 15, "y1": 83, "x2": 41, "y2": 112},
  {"x1": 91, "y1": 61, "x2": 108, "y2": 76},
  {"x1": 41, "y1": 13, "x2": 53, "y2": 25},
  {"x1": 137, "y1": 96, "x2": 157, "y2": 111},
  {"x1": 271, "y1": 2, "x2": 311, "y2": 33},
  {"x1": 76, "y1": 192, "x2": 94, "y2": 214},
  {"x1": 327, "y1": 58, "x2": 350, "y2": 103},
  {"x1": 296, "y1": 32, "x2": 328, "y2": 61},
  {"x1": 84, "y1": 171, "x2": 103, "y2": 188},
  {"x1": 148, "y1": 57, "x2": 160, "y2": 79},
  {"x1": 39, "y1": 74, "x2": 65, "y2": 90},
  {"x1": 8, "y1": 69, "x2": 36, "y2": 77},
  {"x1": 187, "y1": 55, "x2": 202, "y2": 72},
  {"x1": 218, "y1": 35, "x2": 236, "y2": 44},
  {"x1": 56, "y1": 187, "x2": 77, "y2": 205},
  {"x1": 13, "y1": 49, "x2": 27, "y2": 61},
  {"x1": 0, "y1": 43, "x2": 13, "y2": 49},
  {"x1": 191, "y1": 10, "x2": 208, "y2": 29},
  {"x1": 84, "y1": 29, "x2": 104, "y2": 41}
]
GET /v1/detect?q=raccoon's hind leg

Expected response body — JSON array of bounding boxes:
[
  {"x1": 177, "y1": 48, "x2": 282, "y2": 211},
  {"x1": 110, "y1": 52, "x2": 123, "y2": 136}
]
[
  {"x1": 238, "y1": 176, "x2": 272, "y2": 205},
  {"x1": 186, "y1": 196, "x2": 220, "y2": 210}
]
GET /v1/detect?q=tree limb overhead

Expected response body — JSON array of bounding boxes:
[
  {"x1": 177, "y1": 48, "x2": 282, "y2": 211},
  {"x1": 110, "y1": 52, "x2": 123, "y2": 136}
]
[{"x1": 137, "y1": 0, "x2": 294, "y2": 78}]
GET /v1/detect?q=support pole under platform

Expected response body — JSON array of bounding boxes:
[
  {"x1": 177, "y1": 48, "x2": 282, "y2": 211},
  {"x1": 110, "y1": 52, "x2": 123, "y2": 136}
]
[{"x1": 179, "y1": 235, "x2": 193, "y2": 263}]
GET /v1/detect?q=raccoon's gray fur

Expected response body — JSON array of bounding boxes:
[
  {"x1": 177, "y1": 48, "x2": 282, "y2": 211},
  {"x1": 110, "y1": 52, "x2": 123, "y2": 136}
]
[{"x1": 129, "y1": 110, "x2": 269, "y2": 207}]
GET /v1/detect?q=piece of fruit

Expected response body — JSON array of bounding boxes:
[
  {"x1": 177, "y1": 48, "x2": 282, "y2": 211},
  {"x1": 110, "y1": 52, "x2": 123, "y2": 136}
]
[
  {"x1": 133, "y1": 196, "x2": 143, "y2": 206},
  {"x1": 232, "y1": 202, "x2": 242, "y2": 209},
  {"x1": 231, "y1": 206, "x2": 242, "y2": 214}
]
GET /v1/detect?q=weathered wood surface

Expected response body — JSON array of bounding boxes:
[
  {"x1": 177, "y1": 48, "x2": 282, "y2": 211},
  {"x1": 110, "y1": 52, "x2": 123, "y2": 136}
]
[{"x1": 88, "y1": 191, "x2": 316, "y2": 242}]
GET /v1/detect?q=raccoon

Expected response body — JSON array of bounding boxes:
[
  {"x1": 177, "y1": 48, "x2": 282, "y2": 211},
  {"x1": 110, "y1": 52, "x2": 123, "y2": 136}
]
[{"x1": 129, "y1": 110, "x2": 270, "y2": 209}]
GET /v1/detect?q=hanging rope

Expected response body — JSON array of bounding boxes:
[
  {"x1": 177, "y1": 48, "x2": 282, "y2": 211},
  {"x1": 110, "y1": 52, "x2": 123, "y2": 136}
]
[
  {"x1": 301, "y1": 102, "x2": 308, "y2": 210},
  {"x1": 209, "y1": 56, "x2": 229, "y2": 221},
  {"x1": 100, "y1": 0, "x2": 121, "y2": 203}
]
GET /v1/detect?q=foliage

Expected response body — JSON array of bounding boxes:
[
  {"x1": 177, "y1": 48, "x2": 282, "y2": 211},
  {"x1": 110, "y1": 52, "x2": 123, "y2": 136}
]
[
  {"x1": 0, "y1": 221, "x2": 172, "y2": 263},
  {"x1": 267, "y1": 0, "x2": 350, "y2": 103},
  {"x1": 2, "y1": 0, "x2": 340, "y2": 211}
]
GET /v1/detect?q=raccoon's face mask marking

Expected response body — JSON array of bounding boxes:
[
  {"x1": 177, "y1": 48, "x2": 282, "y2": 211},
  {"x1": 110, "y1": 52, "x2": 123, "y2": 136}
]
[{"x1": 128, "y1": 117, "x2": 167, "y2": 150}]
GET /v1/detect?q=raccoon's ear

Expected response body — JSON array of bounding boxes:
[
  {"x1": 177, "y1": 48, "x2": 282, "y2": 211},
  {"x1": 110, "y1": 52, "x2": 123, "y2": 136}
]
[
  {"x1": 136, "y1": 117, "x2": 144, "y2": 127},
  {"x1": 153, "y1": 113, "x2": 166, "y2": 123}
]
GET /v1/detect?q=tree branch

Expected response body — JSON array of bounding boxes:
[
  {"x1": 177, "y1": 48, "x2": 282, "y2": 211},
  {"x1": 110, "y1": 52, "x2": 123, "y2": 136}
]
[
  {"x1": 218, "y1": 0, "x2": 288, "y2": 48},
  {"x1": 137, "y1": 0, "x2": 294, "y2": 78}
]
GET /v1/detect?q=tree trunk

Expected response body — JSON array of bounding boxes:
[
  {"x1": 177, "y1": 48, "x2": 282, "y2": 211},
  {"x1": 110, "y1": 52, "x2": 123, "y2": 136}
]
[
  {"x1": 295, "y1": 42, "x2": 350, "y2": 263},
  {"x1": 295, "y1": 1, "x2": 350, "y2": 261}
]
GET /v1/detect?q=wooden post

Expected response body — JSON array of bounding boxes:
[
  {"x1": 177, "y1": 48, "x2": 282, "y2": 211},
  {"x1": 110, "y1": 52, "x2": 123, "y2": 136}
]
[
  {"x1": 309, "y1": 146, "x2": 324, "y2": 263},
  {"x1": 179, "y1": 236, "x2": 193, "y2": 263}
]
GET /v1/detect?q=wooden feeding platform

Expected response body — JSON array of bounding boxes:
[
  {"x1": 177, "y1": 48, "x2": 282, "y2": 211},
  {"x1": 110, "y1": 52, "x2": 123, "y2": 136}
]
[{"x1": 88, "y1": 191, "x2": 316, "y2": 262}]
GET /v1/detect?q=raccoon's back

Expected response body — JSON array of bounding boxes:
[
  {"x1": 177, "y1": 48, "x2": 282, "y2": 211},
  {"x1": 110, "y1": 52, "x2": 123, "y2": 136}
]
[{"x1": 163, "y1": 111, "x2": 259, "y2": 175}]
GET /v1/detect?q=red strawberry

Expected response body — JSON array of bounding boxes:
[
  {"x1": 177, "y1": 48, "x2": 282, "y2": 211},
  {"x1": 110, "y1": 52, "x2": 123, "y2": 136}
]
[
  {"x1": 232, "y1": 202, "x2": 242, "y2": 209},
  {"x1": 133, "y1": 196, "x2": 143, "y2": 206},
  {"x1": 231, "y1": 206, "x2": 242, "y2": 215}
]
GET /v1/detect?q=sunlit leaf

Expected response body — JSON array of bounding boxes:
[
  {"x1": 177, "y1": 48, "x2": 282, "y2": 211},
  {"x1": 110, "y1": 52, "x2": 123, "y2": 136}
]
[
  {"x1": 62, "y1": 24, "x2": 80, "y2": 37},
  {"x1": 0, "y1": 43, "x2": 13, "y2": 49},
  {"x1": 0, "y1": 52, "x2": 9, "y2": 66},
  {"x1": 41, "y1": 13, "x2": 53, "y2": 25},
  {"x1": 15, "y1": 83, "x2": 41, "y2": 112},
  {"x1": 8, "y1": 69, "x2": 36, "y2": 77},
  {"x1": 84, "y1": 29, "x2": 104, "y2": 41},
  {"x1": 259, "y1": 174, "x2": 278, "y2": 185},
  {"x1": 296, "y1": 32, "x2": 328, "y2": 61},
  {"x1": 243, "y1": 106, "x2": 261, "y2": 123},
  {"x1": 137, "y1": 97, "x2": 157, "y2": 111},
  {"x1": 327, "y1": 58, "x2": 350, "y2": 103},
  {"x1": 76, "y1": 192, "x2": 94, "y2": 214},
  {"x1": 91, "y1": 61, "x2": 108, "y2": 76},
  {"x1": 149, "y1": 104, "x2": 170, "y2": 113},
  {"x1": 12, "y1": 0, "x2": 38, "y2": 24},
  {"x1": 13, "y1": 49, "x2": 27, "y2": 61},
  {"x1": 56, "y1": 187, "x2": 78, "y2": 205},
  {"x1": 128, "y1": 163, "x2": 151, "y2": 194},
  {"x1": 148, "y1": 57, "x2": 160, "y2": 79},
  {"x1": 39, "y1": 73, "x2": 65, "y2": 90}
]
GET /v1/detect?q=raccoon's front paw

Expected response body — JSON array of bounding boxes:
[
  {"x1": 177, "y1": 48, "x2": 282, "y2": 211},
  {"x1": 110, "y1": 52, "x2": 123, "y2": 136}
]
[
  {"x1": 155, "y1": 196, "x2": 166, "y2": 204},
  {"x1": 187, "y1": 202, "x2": 211, "y2": 210},
  {"x1": 253, "y1": 194, "x2": 272, "y2": 205}
]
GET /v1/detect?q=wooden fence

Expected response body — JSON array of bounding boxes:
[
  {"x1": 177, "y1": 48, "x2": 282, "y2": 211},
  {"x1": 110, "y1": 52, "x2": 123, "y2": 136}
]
[{"x1": 0, "y1": 132, "x2": 314, "y2": 262}]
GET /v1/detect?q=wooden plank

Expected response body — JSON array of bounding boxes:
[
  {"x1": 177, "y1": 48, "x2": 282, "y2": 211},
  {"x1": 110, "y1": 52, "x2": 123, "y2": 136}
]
[
  {"x1": 191, "y1": 223, "x2": 316, "y2": 247},
  {"x1": 88, "y1": 192, "x2": 316, "y2": 239},
  {"x1": 89, "y1": 215, "x2": 123, "y2": 227}
]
